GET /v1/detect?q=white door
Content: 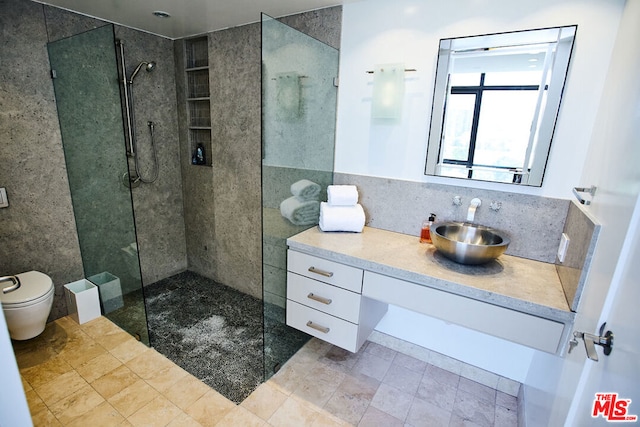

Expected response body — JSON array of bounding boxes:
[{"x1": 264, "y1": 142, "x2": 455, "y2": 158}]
[
  {"x1": 566, "y1": 197, "x2": 640, "y2": 425},
  {"x1": 549, "y1": 0, "x2": 640, "y2": 424}
]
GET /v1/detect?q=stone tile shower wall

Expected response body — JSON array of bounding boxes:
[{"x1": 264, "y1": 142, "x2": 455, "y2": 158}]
[
  {"x1": 0, "y1": 0, "x2": 186, "y2": 320},
  {"x1": 177, "y1": 8, "x2": 342, "y2": 300},
  {"x1": 0, "y1": 0, "x2": 85, "y2": 321}
]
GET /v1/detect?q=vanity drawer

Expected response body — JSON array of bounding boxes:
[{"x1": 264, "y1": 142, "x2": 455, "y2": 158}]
[
  {"x1": 287, "y1": 250, "x2": 363, "y2": 293},
  {"x1": 286, "y1": 300, "x2": 360, "y2": 352},
  {"x1": 287, "y1": 272, "x2": 361, "y2": 323}
]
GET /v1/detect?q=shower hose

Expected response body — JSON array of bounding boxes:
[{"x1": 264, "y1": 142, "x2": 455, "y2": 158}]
[{"x1": 132, "y1": 121, "x2": 159, "y2": 184}]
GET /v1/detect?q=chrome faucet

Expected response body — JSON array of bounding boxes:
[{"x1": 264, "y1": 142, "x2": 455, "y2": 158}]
[{"x1": 466, "y1": 198, "x2": 482, "y2": 223}]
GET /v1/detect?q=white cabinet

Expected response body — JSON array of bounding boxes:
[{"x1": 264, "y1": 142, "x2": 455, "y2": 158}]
[{"x1": 286, "y1": 250, "x2": 387, "y2": 353}]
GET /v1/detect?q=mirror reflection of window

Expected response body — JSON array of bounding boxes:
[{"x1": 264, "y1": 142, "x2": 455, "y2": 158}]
[{"x1": 426, "y1": 26, "x2": 577, "y2": 186}]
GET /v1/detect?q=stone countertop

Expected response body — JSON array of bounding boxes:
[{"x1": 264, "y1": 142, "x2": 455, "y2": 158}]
[{"x1": 287, "y1": 226, "x2": 574, "y2": 324}]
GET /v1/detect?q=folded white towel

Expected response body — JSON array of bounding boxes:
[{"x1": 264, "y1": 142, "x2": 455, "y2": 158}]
[
  {"x1": 319, "y1": 202, "x2": 365, "y2": 232},
  {"x1": 280, "y1": 196, "x2": 320, "y2": 226},
  {"x1": 327, "y1": 185, "x2": 359, "y2": 206},
  {"x1": 290, "y1": 179, "x2": 321, "y2": 201}
]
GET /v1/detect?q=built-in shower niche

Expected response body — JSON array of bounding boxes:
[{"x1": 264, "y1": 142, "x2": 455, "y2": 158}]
[{"x1": 184, "y1": 36, "x2": 212, "y2": 167}]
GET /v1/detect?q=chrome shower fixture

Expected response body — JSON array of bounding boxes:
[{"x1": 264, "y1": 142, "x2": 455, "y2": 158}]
[{"x1": 129, "y1": 61, "x2": 156, "y2": 83}]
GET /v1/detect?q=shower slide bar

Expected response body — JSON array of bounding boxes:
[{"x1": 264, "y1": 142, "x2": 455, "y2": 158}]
[{"x1": 116, "y1": 39, "x2": 136, "y2": 158}]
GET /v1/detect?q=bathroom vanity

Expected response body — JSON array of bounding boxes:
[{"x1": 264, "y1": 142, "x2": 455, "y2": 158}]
[{"x1": 286, "y1": 226, "x2": 574, "y2": 356}]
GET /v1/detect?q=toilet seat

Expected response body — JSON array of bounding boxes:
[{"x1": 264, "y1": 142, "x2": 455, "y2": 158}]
[{"x1": 0, "y1": 271, "x2": 54, "y2": 307}]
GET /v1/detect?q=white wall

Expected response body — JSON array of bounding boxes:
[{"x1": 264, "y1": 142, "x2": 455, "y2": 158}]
[{"x1": 336, "y1": 0, "x2": 624, "y2": 198}]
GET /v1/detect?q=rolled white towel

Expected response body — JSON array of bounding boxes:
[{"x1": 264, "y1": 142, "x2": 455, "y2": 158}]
[
  {"x1": 280, "y1": 196, "x2": 320, "y2": 226},
  {"x1": 319, "y1": 202, "x2": 365, "y2": 232},
  {"x1": 327, "y1": 185, "x2": 359, "y2": 206},
  {"x1": 290, "y1": 179, "x2": 321, "y2": 201}
]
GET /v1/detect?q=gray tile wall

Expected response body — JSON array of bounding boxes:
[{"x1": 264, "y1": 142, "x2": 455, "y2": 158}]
[
  {"x1": 0, "y1": 0, "x2": 186, "y2": 320},
  {"x1": 0, "y1": 0, "x2": 84, "y2": 320},
  {"x1": 555, "y1": 202, "x2": 600, "y2": 311},
  {"x1": 334, "y1": 173, "x2": 571, "y2": 263},
  {"x1": 178, "y1": 8, "x2": 342, "y2": 300}
]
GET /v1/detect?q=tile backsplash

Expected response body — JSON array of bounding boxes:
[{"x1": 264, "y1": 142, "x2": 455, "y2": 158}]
[
  {"x1": 334, "y1": 173, "x2": 571, "y2": 264},
  {"x1": 555, "y1": 202, "x2": 600, "y2": 311}
]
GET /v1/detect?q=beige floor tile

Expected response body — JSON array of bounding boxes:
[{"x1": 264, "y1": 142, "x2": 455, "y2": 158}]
[
  {"x1": 311, "y1": 410, "x2": 354, "y2": 427},
  {"x1": 163, "y1": 374, "x2": 211, "y2": 410},
  {"x1": 109, "y1": 337, "x2": 150, "y2": 363},
  {"x1": 21, "y1": 375, "x2": 33, "y2": 392},
  {"x1": 108, "y1": 379, "x2": 160, "y2": 418},
  {"x1": 126, "y1": 349, "x2": 175, "y2": 380},
  {"x1": 268, "y1": 396, "x2": 320, "y2": 427},
  {"x1": 358, "y1": 406, "x2": 403, "y2": 427},
  {"x1": 269, "y1": 360, "x2": 313, "y2": 395},
  {"x1": 91, "y1": 364, "x2": 141, "y2": 400},
  {"x1": 406, "y1": 397, "x2": 452, "y2": 427},
  {"x1": 323, "y1": 373, "x2": 379, "y2": 426},
  {"x1": 241, "y1": 382, "x2": 288, "y2": 421},
  {"x1": 352, "y1": 351, "x2": 393, "y2": 382},
  {"x1": 65, "y1": 401, "x2": 125, "y2": 427},
  {"x1": 12, "y1": 322, "x2": 71, "y2": 367},
  {"x1": 20, "y1": 355, "x2": 74, "y2": 389},
  {"x1": 57, "y1": 329, "x2": 108, "y2": 368},
  {"x1": 95, "y1": 329, "x2": 136, "y2": 351},
  {"x1": 145, "y1": 363, "x2": 189, "y2": 393},
  {"x1": 55, "y1": 315, "x2": 82, "y2": 332},
  {"x1": 80, "y1": 316, "x2": 122, "y2": 337},
  {"x1": 166, "y1": 412, "x2": 203, "y2": 427},
  {"x1": 76, "y1": 351, "x2": 123, "y2": 383},
  {"x1": 452, "y1": 389, "x2": 495, "y2": 427},
  {"x1": 48, "y1": 383, "x2": 105, "y2": 425},
  {"x1": 216, "y1": 405, "x2": 267, "y2": 427},
  {"x1": 25, "y1": 388, "x2": 47, "y2": 417},
  {"x1": 35, "y1": 369, "x2": 88, "y2": 406},
  {"x1": 30, "y1": 408, "x2": 63, "y2": 426},
  {"x1": 292, "y1": 376, "x2": 341, "y2": 408},
  {"x1": 370, "y1": 383, "x2": 413, "y2": 421},
  {"x1": 382, "y1": 363, "x2": 421, "y2": 395},
  {"x1": 127, "y1": 395, "x2": 183, "y2": 427},
  {"x1": 185, "y1": 389, "x2": 236, "y2": 427}
]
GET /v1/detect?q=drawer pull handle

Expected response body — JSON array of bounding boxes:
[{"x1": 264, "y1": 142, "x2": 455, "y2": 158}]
[
  {"x1": 306, "y1": 321, "x2": 330, "y2": 334},
  {"x1": 307, "y1": 293, "x2": 332, "y2": 305},
  {"x1": 308, "y1": 266, "x2": 334, "y2": 278}
]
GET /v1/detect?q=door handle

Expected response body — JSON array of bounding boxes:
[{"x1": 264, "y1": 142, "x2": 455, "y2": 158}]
[{"x1": 571, "y1": 322, "x2": 614, "y2": 361}]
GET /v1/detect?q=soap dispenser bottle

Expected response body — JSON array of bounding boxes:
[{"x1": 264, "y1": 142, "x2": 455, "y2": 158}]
[{"x1": 420, "y1": 213, "x2": 436, "y2": 244}]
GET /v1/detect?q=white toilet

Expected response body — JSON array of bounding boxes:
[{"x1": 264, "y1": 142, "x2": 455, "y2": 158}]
[{"x1": 0, "y1": 271, "x2": 54, "y2": 340}]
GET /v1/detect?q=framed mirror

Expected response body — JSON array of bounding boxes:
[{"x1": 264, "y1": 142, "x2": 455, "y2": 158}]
[{"x1": 425, "y1": 26, "x2": 577, "y2": 186}]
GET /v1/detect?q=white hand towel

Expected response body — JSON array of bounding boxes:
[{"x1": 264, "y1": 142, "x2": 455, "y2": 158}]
[
  {"x1": 280, "y1": 196, "x2": 320, "y2": 226},
  {"x1": 319, "y1": 202, "x2": 365, "y2": 232},
  {"x1": 290, "y1": 179, "x2": 321, "y2": 201},
  {"x1": 327, "y1": 185, "x2": 359, "y2": 206}
]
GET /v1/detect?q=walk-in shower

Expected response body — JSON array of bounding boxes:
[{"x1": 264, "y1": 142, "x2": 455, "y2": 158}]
[
  {"x1": 45, "y1": 13, "x2": 339, "y2": 404},
  {"x1": 117, "y1": 39, "x2": 159, "y2": 185}
]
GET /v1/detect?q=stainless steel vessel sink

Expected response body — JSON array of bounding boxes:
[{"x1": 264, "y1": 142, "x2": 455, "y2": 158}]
[{"x1": 431, "y1": 222, "x2": 510, "y2": 265}]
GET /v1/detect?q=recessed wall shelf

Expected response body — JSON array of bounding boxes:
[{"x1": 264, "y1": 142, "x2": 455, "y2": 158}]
[{"x1": 185, "y1": 36, "x2": 212, "y2": 167}]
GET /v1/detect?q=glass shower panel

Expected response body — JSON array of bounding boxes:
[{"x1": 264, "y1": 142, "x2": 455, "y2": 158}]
[
  {"x1": 261, "y1": 14, "x2": 339, "y2": 378},
  {"x1": 48, "y1": 25, "x2": 149, "y2": 344}
]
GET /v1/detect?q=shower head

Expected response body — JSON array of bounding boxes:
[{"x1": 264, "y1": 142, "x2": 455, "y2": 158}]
[{"x1": 129, "y1": 61, "x2": 156, "y2": 83}]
